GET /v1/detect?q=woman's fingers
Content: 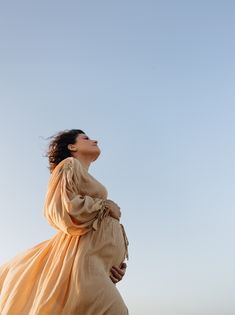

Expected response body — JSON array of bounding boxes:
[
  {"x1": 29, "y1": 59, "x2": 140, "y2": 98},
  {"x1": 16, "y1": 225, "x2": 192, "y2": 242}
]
[
  {"x1": 106, "y1": 199, "x2": 120, "y2": 209},
  {"x1": 109, "y1": 263, "x2": 127, "y2": 284},
  {"x1": 110, "y1": 274, "x2": 119, "y2": 284},
  {"x1": 110, "y1": 266, "x2": 125, "y2": 280},
  {"x1": 106, "y1": 200, "x2": 122, "y2": 220},
  {"x1": 112, "y1": 265, "x2": 125, "y2": 276}
]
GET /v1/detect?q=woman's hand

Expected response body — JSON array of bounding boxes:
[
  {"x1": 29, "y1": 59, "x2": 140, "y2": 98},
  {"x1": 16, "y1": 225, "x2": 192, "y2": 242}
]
[
  {"x1": 110, "y1": 262, "x2": 127, "y2": 284},
  {"x1": 105, "y1": 199, "x2": 121, "y2": 220}
]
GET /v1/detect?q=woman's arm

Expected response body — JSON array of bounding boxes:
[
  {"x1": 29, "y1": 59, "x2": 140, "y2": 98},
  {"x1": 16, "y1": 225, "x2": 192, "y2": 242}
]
[{"x1": 44, "y1": 158, "x2": 110, "y2": 235}]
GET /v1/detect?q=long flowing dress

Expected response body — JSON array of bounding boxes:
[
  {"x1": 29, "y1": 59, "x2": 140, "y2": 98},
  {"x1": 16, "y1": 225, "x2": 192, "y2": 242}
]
[{"x1": 0, "y1": 157, "x2": 129, "y2": 315}]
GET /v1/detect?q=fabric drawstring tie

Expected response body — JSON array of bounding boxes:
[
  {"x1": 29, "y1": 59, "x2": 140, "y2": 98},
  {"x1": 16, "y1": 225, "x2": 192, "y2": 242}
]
[{"x1": 120, "y1": 223, "x2": 129, "y2": 261}]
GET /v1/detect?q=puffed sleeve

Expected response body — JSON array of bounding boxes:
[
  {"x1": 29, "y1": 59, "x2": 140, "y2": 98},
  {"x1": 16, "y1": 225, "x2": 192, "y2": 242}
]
[{"x1": 43, "y1": 157, "x2": 110, "y2": 236}]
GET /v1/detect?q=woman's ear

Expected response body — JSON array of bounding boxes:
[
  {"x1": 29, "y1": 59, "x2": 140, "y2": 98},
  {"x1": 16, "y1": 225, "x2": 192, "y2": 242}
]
[{"x1": 67, "y1": 144, "x2": 77, "y2": 152}]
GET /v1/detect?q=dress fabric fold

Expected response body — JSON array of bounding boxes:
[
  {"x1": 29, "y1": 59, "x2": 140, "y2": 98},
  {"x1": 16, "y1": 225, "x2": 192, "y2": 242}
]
[{"x1": 0, "y1": 157, "x2": 129, "y2": 315}]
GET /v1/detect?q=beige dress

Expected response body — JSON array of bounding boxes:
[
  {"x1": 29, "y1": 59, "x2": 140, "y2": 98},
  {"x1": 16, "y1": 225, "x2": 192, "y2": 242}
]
[{"x1": 0, "y1": 157, "x2": 129, "y2": 314}]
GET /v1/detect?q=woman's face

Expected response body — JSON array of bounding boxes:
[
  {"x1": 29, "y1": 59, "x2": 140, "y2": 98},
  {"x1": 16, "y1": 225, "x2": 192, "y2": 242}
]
[{"x1": 72, "y1": 133, "x2": 101, "y2": 159}]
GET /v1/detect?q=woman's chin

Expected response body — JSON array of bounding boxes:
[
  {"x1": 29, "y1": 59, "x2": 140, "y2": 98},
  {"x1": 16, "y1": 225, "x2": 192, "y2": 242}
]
[{"x1": 92, "y1": 148, "x2": 101, "y2": 161}]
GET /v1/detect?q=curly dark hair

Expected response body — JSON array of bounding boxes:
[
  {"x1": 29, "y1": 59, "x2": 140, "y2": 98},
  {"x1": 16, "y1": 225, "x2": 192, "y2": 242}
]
[{"x1": 45, "y1": 129, "x2": 85, "y2": 173}]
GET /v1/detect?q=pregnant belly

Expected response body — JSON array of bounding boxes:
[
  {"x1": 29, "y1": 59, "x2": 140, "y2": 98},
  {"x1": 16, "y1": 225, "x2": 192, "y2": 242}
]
[{"x1": 86, "y1": 216, "x2": 128, "y2": 274}]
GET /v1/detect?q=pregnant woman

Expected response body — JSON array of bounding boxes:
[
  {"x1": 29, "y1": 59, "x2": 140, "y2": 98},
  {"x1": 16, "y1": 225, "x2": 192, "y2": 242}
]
[{"x1": 0, "y1": 129, "x2": 129, "y2": 314}]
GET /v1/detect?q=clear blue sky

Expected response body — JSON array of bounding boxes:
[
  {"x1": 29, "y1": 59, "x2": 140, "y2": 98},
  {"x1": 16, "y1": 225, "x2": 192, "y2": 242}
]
[{"x1": 0, "y1": 1, "x2": 234, "y2": 314}]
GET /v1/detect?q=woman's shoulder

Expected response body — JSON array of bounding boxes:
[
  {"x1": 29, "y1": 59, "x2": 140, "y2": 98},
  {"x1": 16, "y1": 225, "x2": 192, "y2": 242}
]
[
  {"x1": 54, "y1": 157, "x2": 72, "y2": 170},
  {"x1": 62, "y1": 157, "x2": 90, "y2": 176},
  {"x1": 52, "y1": 157, "x2": 82, "y2": 174},
  {"x1": 61, "y1": 156, "x2": 74, "y2": 166}
]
